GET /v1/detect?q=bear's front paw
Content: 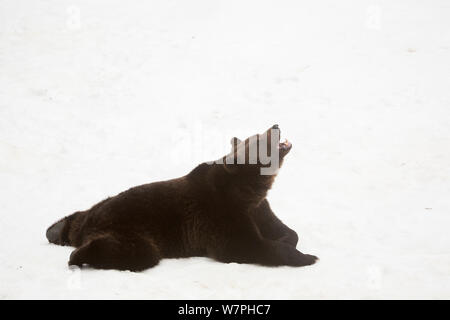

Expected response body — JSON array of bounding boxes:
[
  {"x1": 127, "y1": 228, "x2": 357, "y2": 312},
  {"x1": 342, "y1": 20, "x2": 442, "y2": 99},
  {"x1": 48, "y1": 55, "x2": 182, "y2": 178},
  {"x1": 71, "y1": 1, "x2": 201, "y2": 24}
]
[
  {"x1": 299, "y1": 254, "x2": 319, "y2": 266},
  {"x1": 284, "y1": 247, "x2": 318, "y2": 267}
]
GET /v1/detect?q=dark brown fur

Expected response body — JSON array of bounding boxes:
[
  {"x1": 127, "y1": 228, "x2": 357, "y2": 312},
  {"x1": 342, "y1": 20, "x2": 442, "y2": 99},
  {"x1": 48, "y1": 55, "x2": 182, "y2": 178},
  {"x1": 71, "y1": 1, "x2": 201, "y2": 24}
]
[{"x1": 46, "y1": 125, "x2": 318, "y2": 271}]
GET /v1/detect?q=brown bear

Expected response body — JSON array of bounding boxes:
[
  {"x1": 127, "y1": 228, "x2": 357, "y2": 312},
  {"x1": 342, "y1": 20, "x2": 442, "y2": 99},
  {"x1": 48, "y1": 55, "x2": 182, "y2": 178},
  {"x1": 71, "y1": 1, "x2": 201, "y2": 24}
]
[{"x1": 46, "y1": 125, "x2": 318, "y2": 271}]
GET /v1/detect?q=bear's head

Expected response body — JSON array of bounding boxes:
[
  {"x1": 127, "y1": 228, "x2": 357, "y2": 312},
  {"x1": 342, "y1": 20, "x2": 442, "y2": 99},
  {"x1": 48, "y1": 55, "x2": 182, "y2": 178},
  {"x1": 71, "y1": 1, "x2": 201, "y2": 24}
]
[
  {"x1": 197, "y1": 125, "x2": 292, "y2": 208},
  {"x1": 220, "y1": 124, "x2": 292, "y2": 176}
]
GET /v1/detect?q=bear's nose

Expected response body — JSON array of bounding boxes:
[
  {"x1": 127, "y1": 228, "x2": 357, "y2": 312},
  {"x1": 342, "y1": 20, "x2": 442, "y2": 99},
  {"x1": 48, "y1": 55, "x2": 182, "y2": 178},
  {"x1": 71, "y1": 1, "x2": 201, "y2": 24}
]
[{"x1": 272, "y1": 124, "x2": 279, "y2": 129}]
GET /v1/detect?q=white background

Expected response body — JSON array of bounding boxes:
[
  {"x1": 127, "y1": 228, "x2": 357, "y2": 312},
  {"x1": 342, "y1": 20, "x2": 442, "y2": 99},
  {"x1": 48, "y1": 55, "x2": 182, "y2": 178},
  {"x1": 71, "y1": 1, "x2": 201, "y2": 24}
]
[{"x1": 0, "y1": 0, "x2": 449, "y2": 299}]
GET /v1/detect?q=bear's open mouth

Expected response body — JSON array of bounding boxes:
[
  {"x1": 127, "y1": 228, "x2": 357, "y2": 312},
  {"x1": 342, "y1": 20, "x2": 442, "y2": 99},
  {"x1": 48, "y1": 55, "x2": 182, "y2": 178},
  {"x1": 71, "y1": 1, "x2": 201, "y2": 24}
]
[
  {"x1": 279, "y1": 138, "x2": 292, "y2": 151},
  {"x1": 272, "y1": 125, "x2": 292, "y2": 155},
  {"x1": 278, "y1": 136, "x2": 292, "y2": 157}
]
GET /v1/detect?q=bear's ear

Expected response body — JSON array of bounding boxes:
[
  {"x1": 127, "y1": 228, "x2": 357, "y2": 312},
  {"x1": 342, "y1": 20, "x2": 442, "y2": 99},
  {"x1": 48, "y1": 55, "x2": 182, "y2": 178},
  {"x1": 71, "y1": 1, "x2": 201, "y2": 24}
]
[
  {"x1": 230, "y1": 137, "x2": 241, "y2": 147},
  {"x1": 230, "y1": 137, "x2": 241, "y2": 152}
]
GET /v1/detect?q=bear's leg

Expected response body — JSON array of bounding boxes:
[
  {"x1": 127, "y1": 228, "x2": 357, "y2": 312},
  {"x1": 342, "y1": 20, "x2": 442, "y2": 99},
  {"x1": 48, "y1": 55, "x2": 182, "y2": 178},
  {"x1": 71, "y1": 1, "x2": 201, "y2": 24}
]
[
  {"x1": 208, "y1": 216, "x2": 317, "y2": 267},
  {"x1": 68, "y1": 233, "x2": 160, "y2": 271},
  {"x1": 211, "y1": 238, "x2": 317, "y2": 267},
  {"x1": 253, "y1": 199, "x2": 299, "y2": 247}
]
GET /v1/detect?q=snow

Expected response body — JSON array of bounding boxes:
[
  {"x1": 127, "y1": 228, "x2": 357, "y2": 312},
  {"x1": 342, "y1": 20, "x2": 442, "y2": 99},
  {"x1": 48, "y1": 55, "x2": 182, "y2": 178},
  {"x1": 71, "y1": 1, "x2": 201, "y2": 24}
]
[{"x1": 1, "y1": 0, "x2": 450, "y2": 299}]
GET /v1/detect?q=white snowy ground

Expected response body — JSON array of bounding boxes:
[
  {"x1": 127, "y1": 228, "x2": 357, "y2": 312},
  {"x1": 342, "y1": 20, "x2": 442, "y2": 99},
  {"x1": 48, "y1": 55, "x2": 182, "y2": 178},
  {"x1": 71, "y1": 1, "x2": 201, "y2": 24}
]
[{"x1": 1, "y1": 0, "x2": 450, "y2": 299}]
